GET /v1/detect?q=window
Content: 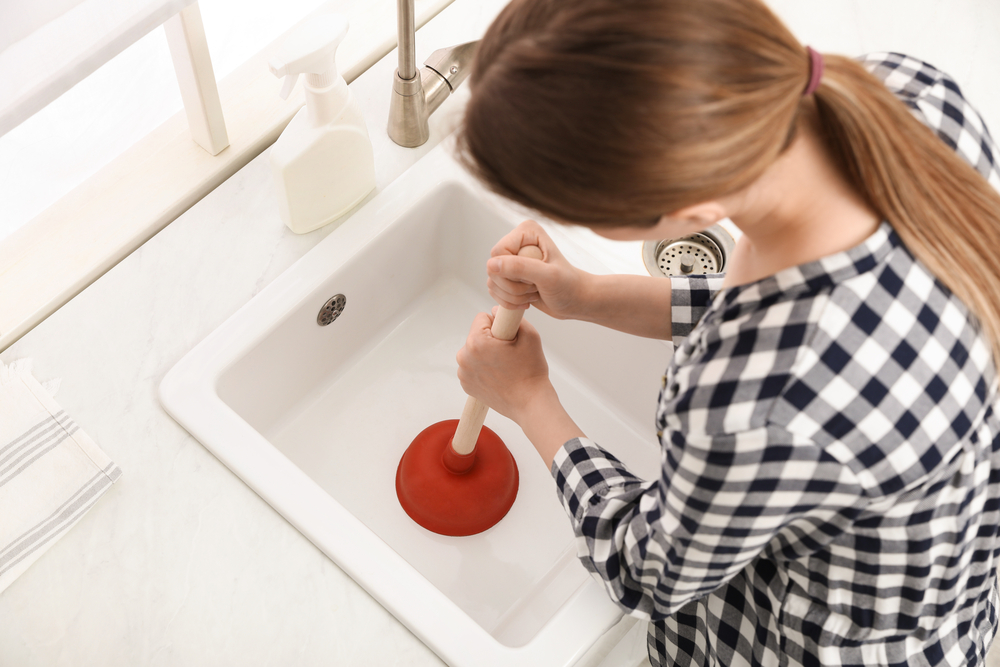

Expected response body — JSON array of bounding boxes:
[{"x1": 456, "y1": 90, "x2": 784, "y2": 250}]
[
  {"x1": 0, "y1": 0, "x2": 331, "y2": 244},
  {"x1": 0, "y1": 0, "x2": 451, "y2": 350}
]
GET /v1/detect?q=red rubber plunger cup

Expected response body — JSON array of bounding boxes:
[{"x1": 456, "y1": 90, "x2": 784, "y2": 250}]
[
  {"x1": 396, "y1": 245, "x2": 543, "y2": 536},
  {"x1": 395, "y1": 418, "x2": 518, "y2": 536}
]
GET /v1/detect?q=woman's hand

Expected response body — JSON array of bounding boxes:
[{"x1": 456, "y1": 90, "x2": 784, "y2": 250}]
[
  {"x1": 458, "y1": 306, "x2": 588, "y2": 467},
  {"x1": 456, "y1": 307, "x2": 551, "y2": 425},
  {"x1": 488, "y1": 220, "x2": 590, "y2": 320},
  {"x1": 494, "y1": 220, "x2": 679, "y2": 340}
]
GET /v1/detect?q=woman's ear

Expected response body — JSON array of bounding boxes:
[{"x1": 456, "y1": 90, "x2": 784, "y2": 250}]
[
  {"x1": 591, "y1": 200, "x2": 731, "y2": 242},
  {"x1": 659, "y1": 201, "x2": 728, "y2": 233}
]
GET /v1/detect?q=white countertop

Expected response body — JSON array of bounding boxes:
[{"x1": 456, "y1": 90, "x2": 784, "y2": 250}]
[{"x1": 2, "y1": 1, "x2": 997, "y2": 665}]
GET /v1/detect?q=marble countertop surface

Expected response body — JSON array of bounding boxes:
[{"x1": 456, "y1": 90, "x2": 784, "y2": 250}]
[{"x1": 1, "y1": 1, "x2": 997, "y2": 665}]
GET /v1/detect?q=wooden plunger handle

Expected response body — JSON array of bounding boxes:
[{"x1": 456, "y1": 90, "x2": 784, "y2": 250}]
[{"x1": 451, "y1": 244, "x2": 544, "y2": 455}]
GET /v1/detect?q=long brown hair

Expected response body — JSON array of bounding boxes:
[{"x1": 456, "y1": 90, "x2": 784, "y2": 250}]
[{"x1": 457, "y1": 0, "x2": 1000, "y2": 364}]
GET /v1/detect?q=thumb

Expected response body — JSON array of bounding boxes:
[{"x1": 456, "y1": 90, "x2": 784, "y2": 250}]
[{"x1": 469, "y1": 310, "x2": 495, "y2": 337}]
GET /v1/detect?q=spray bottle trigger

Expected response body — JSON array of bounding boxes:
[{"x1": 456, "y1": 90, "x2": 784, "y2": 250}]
[{"x1": 279, "y1": 73, "x2": 299, "y2": 100}]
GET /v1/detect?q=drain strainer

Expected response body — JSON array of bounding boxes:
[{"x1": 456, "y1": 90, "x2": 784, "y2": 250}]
[
  {"x1": 642, "y1": 225, "x2": 735, "y2": 277},
  {"x1": 656, "y1": 233, "x2": 723, "y2": 275},
  {"x1": 317, "y1": 294, "x2": 346, "y2": 326}
]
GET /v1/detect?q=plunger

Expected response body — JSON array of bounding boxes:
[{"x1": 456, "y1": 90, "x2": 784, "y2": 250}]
[{"x1": 396, "y1": 244, "x2": 544, "y2": 536}]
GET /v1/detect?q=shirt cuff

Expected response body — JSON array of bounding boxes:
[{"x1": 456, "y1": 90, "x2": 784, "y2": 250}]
[{"x1": 550, "y1": 437, "x2": 642, "y2": 525}]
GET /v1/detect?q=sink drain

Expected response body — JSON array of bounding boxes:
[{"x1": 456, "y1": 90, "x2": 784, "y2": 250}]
[
  {"x1": 317, "y1": 294, "x2": 346, "y2": 326},
  {"x1": 655, "y1": 233, "x2": 723, "y2": 275},
  {"x1": 642, "y1": 224, "x2": 735, "y2": 277}
]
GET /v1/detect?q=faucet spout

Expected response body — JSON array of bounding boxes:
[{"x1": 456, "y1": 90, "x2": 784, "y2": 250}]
[
  {"x1": 425, "y1": 41, "x2": 478, "y2": 90},
  {"x1": 422, "y1": 41, "x2": 478, "y2": 116},
  {"x1": 388, "y1": 0, "x2": 479, "y2": 147}
]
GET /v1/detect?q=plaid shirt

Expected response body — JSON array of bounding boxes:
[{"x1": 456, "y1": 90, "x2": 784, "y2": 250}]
[{"x1": 551, "y1": 53, "x2": 1000, "y2": 667}]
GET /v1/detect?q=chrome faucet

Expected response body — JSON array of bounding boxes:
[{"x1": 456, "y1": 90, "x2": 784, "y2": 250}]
[{"x1": 388, "y1": 0, "x2": 478, "y2": 147}]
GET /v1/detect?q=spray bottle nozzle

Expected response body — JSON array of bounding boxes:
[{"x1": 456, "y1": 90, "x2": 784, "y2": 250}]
[
  {"x1": 269, "y1": 14, "x2": 349, "y2": 100},
  {"x1": 269, "y1": 63, "x2": 300, "y2": 100}
]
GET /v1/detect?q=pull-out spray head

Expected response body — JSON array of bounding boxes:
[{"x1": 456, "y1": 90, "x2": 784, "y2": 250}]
[{"x1": 269, "y1": 14, "x2": 349, "y2": 100}]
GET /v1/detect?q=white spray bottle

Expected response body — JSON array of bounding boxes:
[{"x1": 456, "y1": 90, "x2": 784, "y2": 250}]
[{"x1": 269, "y1": 15, "x2": 376, "y2": 234}]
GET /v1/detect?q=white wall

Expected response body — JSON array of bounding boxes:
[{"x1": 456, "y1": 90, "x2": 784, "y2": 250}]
[{"x1": 770, "y1": 0, "x2": 1000, "y2": 130}]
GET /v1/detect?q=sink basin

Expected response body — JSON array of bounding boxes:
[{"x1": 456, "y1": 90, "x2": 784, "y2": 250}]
[{"x1": 160, "y1": 143, "x2": 669, "y2": 666}]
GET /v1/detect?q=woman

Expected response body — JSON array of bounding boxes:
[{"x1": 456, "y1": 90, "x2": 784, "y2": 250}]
[{"x1": 453, "y1": 0, "x2": 1000, "y2": 665}]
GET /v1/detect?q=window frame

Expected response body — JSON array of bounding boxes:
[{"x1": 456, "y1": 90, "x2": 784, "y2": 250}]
[{"x1": 0, "y1": 0, "x2": 454, "y2": 351}]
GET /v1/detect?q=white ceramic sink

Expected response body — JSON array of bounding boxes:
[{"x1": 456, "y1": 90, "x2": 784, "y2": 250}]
[{"x1": 160, "y1": 143, "x2": 669, "y2": 666}]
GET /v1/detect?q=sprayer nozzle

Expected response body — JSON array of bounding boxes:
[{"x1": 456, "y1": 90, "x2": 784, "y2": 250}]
[
  {"x1": 269, "y1": 14, "x2": 349, "y2": 101},
  {"x1": 278, "y1": 73, "x2": 299, "y2": 100}
]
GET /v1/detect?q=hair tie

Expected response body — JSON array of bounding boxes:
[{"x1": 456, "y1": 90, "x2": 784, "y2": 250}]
[{"x1": 803, "y1": 46, "x2": 824, "y2": 96}]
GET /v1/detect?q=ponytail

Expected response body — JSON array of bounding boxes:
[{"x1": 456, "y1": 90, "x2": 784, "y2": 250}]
[{"x1": 813, "y1": 55, "x2": 1000, "y2": 365}]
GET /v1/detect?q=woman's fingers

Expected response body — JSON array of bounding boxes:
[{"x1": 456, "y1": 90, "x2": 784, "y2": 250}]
[
  {"x1": 486, "y1": 249, "x2": 549, "y2": 310},
  {"x1": 486, "y1": 280, "x2": 532, "y2": 310},
  {"x1": 489, "y1": 253, "x2": 552, "y2": 291},
  {"x1": 488, "y1": 276, "x2": 538, "y2": 306},
  {"x1": 487, "y1": 219, "x2": 585, "y2": 322},
  {"x1": 490, "y1": 220, "x2": 552, "y2": 259}
]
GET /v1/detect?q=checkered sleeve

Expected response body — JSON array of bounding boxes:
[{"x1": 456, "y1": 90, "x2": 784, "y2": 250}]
[
  {"x1": 861, "y1": 52, "x2": 1000, "y2": 191},
  {"x1": 669, "y1": 274, "x2": 726, "y2": 346},
  {"x1": 551, "y1": 428, "x2": 865, "y2": 619}
]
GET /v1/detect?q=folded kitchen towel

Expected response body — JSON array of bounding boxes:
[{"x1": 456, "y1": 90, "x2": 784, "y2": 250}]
[{"x1": 0, "y1": 358, "x2": 122, "y2": 593}]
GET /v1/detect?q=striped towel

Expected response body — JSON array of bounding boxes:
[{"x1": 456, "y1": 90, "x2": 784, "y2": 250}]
[{"x1": 0, "y1": 358, "x2": 121, "y2": 593}]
